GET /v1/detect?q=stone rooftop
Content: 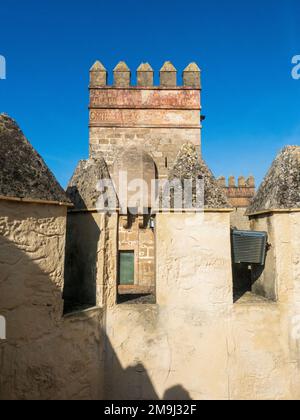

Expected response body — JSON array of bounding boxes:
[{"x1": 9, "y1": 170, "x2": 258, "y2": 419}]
[
  {"x1": 0, "y1": 114, "x2": 70, "y2": 204},
  {"x1": 168, "y1": 143, "x2": 231, "y2": 209},
  {"x1": 247, "y1": 146, "x2": 300, "y2": 214},
  {"x1": 67, "y1": 157, "x2": 113, "y2": 210},
  {"x1": 68, "y1": 144, "x2": 230, "y2": 211}
]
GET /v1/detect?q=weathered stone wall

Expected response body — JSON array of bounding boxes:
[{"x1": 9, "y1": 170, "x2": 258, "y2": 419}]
[
  {"x1": 64, "y1": 209, "x2": 156, "y2": 307},
  {"x1": 102, "y1": 211, "x2": 300, "y2": 400},
  {"x1": 90, "y1": 127, "x2": 201, "y2": 180},
  {"x1": 118, "y1": 215, "x2": 155, "y2": 294},
  {"x1": 89, "y1": 83, "x2": 201, "y2": 178},
  {"x1": 104, "y1": 212, "x2": 234, "y2": 399},
  {"x1": 0, "y1": 200, "x2": 66, "y2": 323},
  {"x1": 217, "y1": 176, "x2": 255, "y2": 230},
  {"x1": 230, "y1": 208, "x2": 251, "y2": 230},
  {"x1": 230, "y1": 299, "x2": 299, "y2": 400},
  {"x1": 64, "y1": 211, "x2": 118, "y2": 310},
  {"x1": 64, "y1": 211, "x2": 106, "y2": 310},
  {"x1": 249, "y1": 214, "x2": 277, "y2": 300},
  {"x1": 1, "y1": 83, "x2": 300, "y2": 401},
  {"x1": 249, "y1": 212, "x2": 300, "y2": 303},
  {"x1": 0, "y1": 200, "x2": 105, "y2": 400},
  {"x1": 1, "y1": 201, "x2": 300, "y2": 400},
  {"x1": 218, "y1": 176, "x2": 255, "y2": 208},
  {"x1": 228, "y1": 145, "x2": 300, "y2": 399},
  {"x1": 230, "y1": 211, "x2": 300, "y2": 400},
  {"x1": 0, "y1": 307, "x2": 105, "y2": 400}
]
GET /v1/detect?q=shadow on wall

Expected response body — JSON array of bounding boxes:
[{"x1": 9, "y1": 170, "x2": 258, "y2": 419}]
[
  {"x1": 104, "y1": 332, "x2": 192, "y2": 400},
  {"x1": 63, "y1": 204, "x2": 100, "y2": 313},
  {"x1": 232, "y1": 258, "x2": 267, "y2": 303},
  {"x1": 232, "y1": 263, "x2": 252, "y2": 303},
  {"x1": 0, "y1": 220, "x2": 106, "y2": 400},
  {"x1": 163, "y1": 386, "x2": 192, "y2": 400},
  {"x1": 0, "y1": 233, "x2": 192, "y2": 400}
]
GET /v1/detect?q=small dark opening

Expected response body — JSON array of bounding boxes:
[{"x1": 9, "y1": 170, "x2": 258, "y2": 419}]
[{"x1": 232, "y1": 263, "x2": 252, "y2": 302}]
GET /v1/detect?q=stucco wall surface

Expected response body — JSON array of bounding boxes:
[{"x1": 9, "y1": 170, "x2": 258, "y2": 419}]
[
  {"x1": 104, "y1": 212, "x2": 300, "y2": 400},
  {"x1": 0, "y1": 201, "x2": 105, "y2": 400}
]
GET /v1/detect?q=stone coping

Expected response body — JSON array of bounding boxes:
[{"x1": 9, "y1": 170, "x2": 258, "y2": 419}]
[
  {"x1": 248, "y1": 208, "x2": 300, "y2": 217},
  {"x1": 68, "y1": 207, "x2": 233, "y2": 214},
  {"x1": 0, "y1": 195, "x2": 73, "y2": 207},
  {"x1": 63, "y1": 306, "x2": 103, "y2": 319},
  {"x1": 118, "y1": 285, "x2": 155, "y2": 295}
]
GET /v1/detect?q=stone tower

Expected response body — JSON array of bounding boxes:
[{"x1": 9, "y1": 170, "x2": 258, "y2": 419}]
[
  {"x1": 89, "y1": 60, "x2": 202, "y2": 178},
  {"x1": 66, "y1": 60, "x2": 207, "y2": 305}
]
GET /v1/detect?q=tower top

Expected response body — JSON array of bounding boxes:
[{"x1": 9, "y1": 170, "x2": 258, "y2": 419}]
[
  {"x1": 184, "y1": 63, "x2": 201, "y2": 72},
  {"x1": 160, "y1": 61, "x2": 177, "y2": 72},
  {"x1": 90, "y1": 61, "x2": 106, "y2": 72},
  {"x1": 89, "y1": 60, "x2": 202, "y2": 88},
  {"x1": 137, "y1": 63, "x2": 153, "y2": 72},
  {"x1": 114, "y1": 61, "x2": 130, "y2": 72}
]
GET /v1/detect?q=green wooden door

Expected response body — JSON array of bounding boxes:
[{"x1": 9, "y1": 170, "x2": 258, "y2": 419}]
[{"x1": 119, "y1": 251, "x2": 135, "y2": 285}]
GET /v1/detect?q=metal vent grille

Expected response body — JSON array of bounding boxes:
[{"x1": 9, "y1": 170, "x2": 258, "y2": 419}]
[{"x1": 232, "y1": 230, "x2": 268, "y2": 265}]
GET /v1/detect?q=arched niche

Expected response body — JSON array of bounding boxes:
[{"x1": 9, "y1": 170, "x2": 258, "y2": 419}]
[{"x1": 111, "y1": 147, "x2": 158, "y2": 214}]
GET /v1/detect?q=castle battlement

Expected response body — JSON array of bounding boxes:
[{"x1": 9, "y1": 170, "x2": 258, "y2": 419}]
[
  {"x1": 89, "y1": 60, "x2": 202, "y2": 176},
  {"x1": 90, "y1": 60, "x2": 201, "y2": 89},
  {"x1": 217, "y1": 176, "x2": 256, "y2": 208},
  {"x1": 218, "y1": 176, "x2": 255, "y2": 189}
]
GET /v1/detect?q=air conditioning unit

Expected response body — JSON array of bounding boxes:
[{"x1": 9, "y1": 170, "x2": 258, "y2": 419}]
[{"x1": 232, "y1": 230, "x2": 268, "y2": 266}]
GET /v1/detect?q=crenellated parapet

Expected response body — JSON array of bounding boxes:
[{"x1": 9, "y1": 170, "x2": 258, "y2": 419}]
[
  {"x1": 89, "y1": 60, "x2": 201, "y2": 89},
  {"x1": 89, "y1": 60, "x2": 202, "y2": 176},
  {"x1": 217, "y1": 176, "x2": 256, "y2": 208},
  {"x1": 218, "y1": 176, "x2": 256, "y2": 189},
  {"x1": 137, "y1": 63, "x2": 154, "y2": 87},
  {"x1": 90, "y1": 61, "x2": 107, "y2": 87},
  {"x1": 89, "y1": 60, "x2": 202, "y2": 131},
  {"x1": 183, "y1": 63, "x2": 202, "y2": 89}
]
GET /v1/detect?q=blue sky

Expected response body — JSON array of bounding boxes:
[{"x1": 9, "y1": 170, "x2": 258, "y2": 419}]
[{"x1": 0, "y1": 0, "x2": 300, "y2": 188}]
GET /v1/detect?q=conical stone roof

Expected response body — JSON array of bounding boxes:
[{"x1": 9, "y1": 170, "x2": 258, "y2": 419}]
[
  {"x1": 0, "y1": 114, "x2": 70, "y2": 204},
  {"x1": 247, "y1": 146, "x2": 300, "y2": 214},
  {"x1": 168, "y1": 143, "x2": 230, "y2": 209}
]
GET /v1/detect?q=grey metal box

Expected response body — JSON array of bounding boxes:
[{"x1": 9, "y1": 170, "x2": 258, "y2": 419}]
[{"x1": 232, "y1": 230, "x2": 268, "y2": 265}]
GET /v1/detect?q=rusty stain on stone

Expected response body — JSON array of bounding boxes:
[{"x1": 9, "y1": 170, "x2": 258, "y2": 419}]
[{"x1": 90, "y1": 89, "x2": 201, "y2": 109}]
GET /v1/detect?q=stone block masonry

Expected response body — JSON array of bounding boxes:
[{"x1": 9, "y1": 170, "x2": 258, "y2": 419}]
[
  {"x1": 217, "y1": 176, "x2": 256, "y2": 229},
  {"x1": 218, "y1": 176, "x2": 256, "y2": 208},
  {"x1": 89, "y1": 61, "x2": 202, "y2": 178},
  {"x1": 118, "y1": 214, "x2": 155, "y2": 295}
]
